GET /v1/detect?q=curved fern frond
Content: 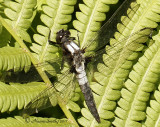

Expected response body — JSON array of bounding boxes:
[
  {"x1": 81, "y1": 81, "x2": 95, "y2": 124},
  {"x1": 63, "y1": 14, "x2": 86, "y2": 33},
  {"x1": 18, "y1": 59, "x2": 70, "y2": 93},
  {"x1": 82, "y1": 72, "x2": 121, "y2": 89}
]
[
  {"x1": 32, "y1": 0, "x2": 77, "y2": 64},
  {"x1": 0, "y1": 47, "x2": 31, "y2": 72},
  {"x1": 113, "y1": 33, "x2": 160, "y2": 126},
  {"x1": 72, "y1": 0, "x2": 118, "y2": 49},
  {"x1": 143, "y1": 84, "x2": 160, "y2": 127},
  {"x1": 0, "y1": 81, "x2": 46, "y2": 113},
  {"x1": 1, "y1": 0, "x2": 160, "y2": 126},
  {"x1": 4, "y1": 0, "x2": 37, "y2": 42},
  {"x1": 78, "y1": 0, "x2": 160, "y2": 126},
  {"x1": 0, "y1": 116, "x2": 76, "y2": 127}
]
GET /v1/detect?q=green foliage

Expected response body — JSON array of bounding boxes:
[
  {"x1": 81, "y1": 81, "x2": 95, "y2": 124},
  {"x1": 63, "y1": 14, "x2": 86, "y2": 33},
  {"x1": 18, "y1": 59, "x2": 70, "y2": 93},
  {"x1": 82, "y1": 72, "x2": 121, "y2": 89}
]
[
  {"x1": 0, "y1": 116, "x2": 76, "y2": 127},
  {"x1": 0, "y1": 47, "x2": 31, "y2": 71},
  {"x1": 4, "y1": 0, "x2": 37, "y2": 42},
  {"x1": 0, "y1": 82, "x2": 46, "y2": 112},
  {"x1": 72, "y1": 0, "x2": 118, "y2": 48},
  {"x1": 113, "y1": 33, "x2": 160, "y2": 126},
  {"x1": 0, "y1": 0, "x2": 160, "y2": 126},
  {"x1": 143, "y1": 84, "x2": 160, "y2": 127}
]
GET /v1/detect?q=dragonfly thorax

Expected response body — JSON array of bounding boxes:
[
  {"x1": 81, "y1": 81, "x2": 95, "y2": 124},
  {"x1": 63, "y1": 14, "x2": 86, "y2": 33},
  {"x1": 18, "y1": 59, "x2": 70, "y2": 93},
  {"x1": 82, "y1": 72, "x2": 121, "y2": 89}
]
[
  {"x1": 56, "y1": 29, "x2": 86, "y2": 73},
  {"x1": 64, "y1": 41, "x2": 80, "y2": 55},
  {"x1": 63, "y1": 40, "x2": 86, "y2": 72}
]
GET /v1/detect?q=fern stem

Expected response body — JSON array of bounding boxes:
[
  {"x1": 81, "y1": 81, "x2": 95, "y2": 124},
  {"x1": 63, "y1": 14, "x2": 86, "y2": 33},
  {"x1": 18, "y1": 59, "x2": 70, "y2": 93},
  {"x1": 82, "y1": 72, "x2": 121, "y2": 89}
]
[
  {"x1": 0, "y1": 16, "x2": 78, "y2": 125},
  {"x1": 0, "y1": 16, "x2": 52, "y2": 87},
  {"x1": 58, "y1": 98, "x2": 79, "y2": 126}
]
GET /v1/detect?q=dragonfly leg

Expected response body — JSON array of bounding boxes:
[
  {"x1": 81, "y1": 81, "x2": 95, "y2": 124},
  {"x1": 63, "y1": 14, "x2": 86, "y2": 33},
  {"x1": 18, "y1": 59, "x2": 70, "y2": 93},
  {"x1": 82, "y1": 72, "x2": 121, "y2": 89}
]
[
  {"x1": 70, "y1": 65, "x2": 76, "y2": 73},
  {"x1": 76, "y1": 30, "x2": 80, "y2": 47},
  {"x1": 60, "y1": 56, "x2": 65, "y2": 70},
  {"x1": 48, "y1": 30, "x2": 61, "y2": 45},
  {"x1": 70, "y1": 37, "x2": 76, "y2": 41},
  {"x1": 85, "y1": 57, "x2": 92, "y2": 67}
]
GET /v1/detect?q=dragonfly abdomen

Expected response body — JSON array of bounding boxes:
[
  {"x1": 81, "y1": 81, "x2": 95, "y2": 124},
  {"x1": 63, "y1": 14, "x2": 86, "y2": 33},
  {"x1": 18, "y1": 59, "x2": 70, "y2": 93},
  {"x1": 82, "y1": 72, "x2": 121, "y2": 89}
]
[
  {"x1": 76, "y1": 69, "x2": 100, "y2": 123},
  {"x1": 74, "y1": 57, "x2": 100, "y2": 122}
]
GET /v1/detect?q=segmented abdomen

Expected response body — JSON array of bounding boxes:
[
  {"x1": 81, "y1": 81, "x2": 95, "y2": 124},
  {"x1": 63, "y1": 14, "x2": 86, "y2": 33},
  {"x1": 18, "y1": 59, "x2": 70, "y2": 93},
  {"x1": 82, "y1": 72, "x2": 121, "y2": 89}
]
[{"x1": 76, "y1": 70, "x2": 100, "y2": 123}]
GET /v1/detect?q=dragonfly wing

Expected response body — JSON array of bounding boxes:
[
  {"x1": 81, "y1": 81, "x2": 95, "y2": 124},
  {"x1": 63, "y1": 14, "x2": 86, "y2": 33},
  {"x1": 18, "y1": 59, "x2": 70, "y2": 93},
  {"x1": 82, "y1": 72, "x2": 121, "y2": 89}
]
[
  {"x1": 83, "y1": 0, "x2": 139, "y2": 53},
  {"x1": 54, "y1": 69, "x2": 76, "y2": 104},
  {"x1": 103, "y1": 27, "x2": 153, "y2": 71},
  {"x1": 84, "y1": 0, "x2": 144, "y2": 69},
  {"x1": 22, "y1": 86, "x2": 58, "y2": 117},
  {"x1": 22, "y1": 67, "x2": 76, "y2": 117},
  {"x1": 1, "y1": 57, "x2": 62, "y2": 83},
  {"x1": 85, "y1": 28, "x2": 152, "y2": 70}
]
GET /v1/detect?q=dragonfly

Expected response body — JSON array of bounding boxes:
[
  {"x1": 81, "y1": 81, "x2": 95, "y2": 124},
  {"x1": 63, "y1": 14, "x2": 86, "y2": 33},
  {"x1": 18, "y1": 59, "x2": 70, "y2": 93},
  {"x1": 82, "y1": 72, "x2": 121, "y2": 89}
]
[{"x1": 0, "y1": 0, "x2": 153, "y2": 123}]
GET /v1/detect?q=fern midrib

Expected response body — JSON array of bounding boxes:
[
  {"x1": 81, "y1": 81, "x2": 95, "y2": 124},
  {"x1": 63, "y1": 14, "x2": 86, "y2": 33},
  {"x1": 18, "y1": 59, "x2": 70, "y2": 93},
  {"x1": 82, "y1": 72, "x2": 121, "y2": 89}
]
[
  {"x1": 124, "y1": 45, "x2": 160, "y2": 126},
  {"x1": 14, "y1": 1, "x2": 25, "y2": 29},
  {"x1": 39, "y1": 1, "x2": 63, "y2": 62},
  {"x1": 89, "y1": 1, "x2": 105, "y2": 126},
  {"x1": 132, "y1": 0, "x2": 153, "y2": 30},
  {"x1": 51, "y1": 0, "x2": 63, "y2": 32},
  {"x1": 39, "y1": 40, "x2": 50, "y2": 63},
  {"x1": 81, "y1": 0, "x2": 100, "y2": 49},
  {"x1": 155, "y1": 113, "x2": 160, "y2": 126}
]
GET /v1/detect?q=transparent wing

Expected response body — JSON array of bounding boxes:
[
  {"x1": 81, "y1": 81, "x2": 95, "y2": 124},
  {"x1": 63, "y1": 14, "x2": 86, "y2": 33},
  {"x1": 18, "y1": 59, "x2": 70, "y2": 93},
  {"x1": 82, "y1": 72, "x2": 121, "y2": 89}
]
[
  {"x1": 56, "y1": 71, "x2": 76, "y2": 104},
  {"x1": 83, "y1": 0, "x2": 140, "y2": 53},
  {"x1": 22, "y1": 86, "x2": 56, "y2": 117},
  {"x1": 0, "y1": 56, "x2": 62, "y2": 83},
  {"x1": 86, "y1": 27, "x2": 153, "y2": 71},
  {"x1": 103, "y1": 28, "x2": 153, "y2": 71},
  {"x1": 22, "y1": 67, "x2": 76, "y2": 117}
]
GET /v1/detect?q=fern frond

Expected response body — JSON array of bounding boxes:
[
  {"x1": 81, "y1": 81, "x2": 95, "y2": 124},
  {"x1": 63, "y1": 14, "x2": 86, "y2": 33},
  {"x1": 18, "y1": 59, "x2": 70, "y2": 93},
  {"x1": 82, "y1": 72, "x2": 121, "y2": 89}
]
[
  {"x1": 0, "y1": 81, "x2": 46, "y2": 112},
  {"x1": 143, "y1": 85, "x2": 160, "y2": 127},
  {"x1": 0, "y1": 116, "x2": 76, "y2": 127},
  {"x1": 1, "y1": 0, "x2": 160, "y2": 126},
  {"x1": 72, "y1": 0, "x2": 118, "y2": 48},
  {"x1": 0, "y1": 47, "x2": 31, "y2": 72},
  {"x1": 78, "y1": 0, "x2": 160, "y2": 126},
  {"x1": 32, "y1": 0, "x2": 77, "y2": 63},
  {"x1": 4, "y1": 0, "x2": 37, "y2": 42},
  {"x1": 113, "y1": 30, "x2": 160, "y2": 126}
]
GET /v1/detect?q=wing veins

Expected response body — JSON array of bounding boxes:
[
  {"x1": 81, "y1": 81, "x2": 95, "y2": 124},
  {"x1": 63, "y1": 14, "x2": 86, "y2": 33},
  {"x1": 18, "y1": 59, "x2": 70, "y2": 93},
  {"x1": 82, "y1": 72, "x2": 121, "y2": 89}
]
[
  {"x1": 22, "y1": 68, "x2": 76, "y2": 116},
  {"x1": 83, "y1": 0, "x2": 139, "y2": 52},
  {"x1": 85, "y1": 27, "x2": 153, "y2": 65}
]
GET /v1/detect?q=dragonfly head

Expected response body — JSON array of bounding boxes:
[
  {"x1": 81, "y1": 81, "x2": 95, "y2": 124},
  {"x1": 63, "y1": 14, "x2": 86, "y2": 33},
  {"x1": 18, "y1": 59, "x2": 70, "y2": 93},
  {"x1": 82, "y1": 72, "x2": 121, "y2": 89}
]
[{"x1": 56, "y1": 29, "x2": 71, "y2": 43}]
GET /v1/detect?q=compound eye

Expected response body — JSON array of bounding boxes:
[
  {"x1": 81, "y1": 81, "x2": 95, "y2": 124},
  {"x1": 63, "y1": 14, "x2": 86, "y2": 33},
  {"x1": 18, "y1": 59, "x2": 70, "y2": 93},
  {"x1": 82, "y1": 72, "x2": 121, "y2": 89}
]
[
  {"x1": 56, "y1": 34, "x2": 64, "y2": 43},
  {"x1": 64, "y1": 30, "x2": 70, "y2": 37},
  {"x1": 57, "y1": 29, "x2": 64, "y2": 34},
  {"x1": 56, "y1": 29, "x2": 64, "y2": 37}
]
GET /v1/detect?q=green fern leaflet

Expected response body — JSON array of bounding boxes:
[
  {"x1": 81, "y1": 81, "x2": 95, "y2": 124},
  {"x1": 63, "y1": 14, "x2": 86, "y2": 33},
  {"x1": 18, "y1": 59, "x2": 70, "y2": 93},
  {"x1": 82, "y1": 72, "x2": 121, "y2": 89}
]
[{"x1": 0, "y1": 0, "x2": 160, "y2": 127}]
